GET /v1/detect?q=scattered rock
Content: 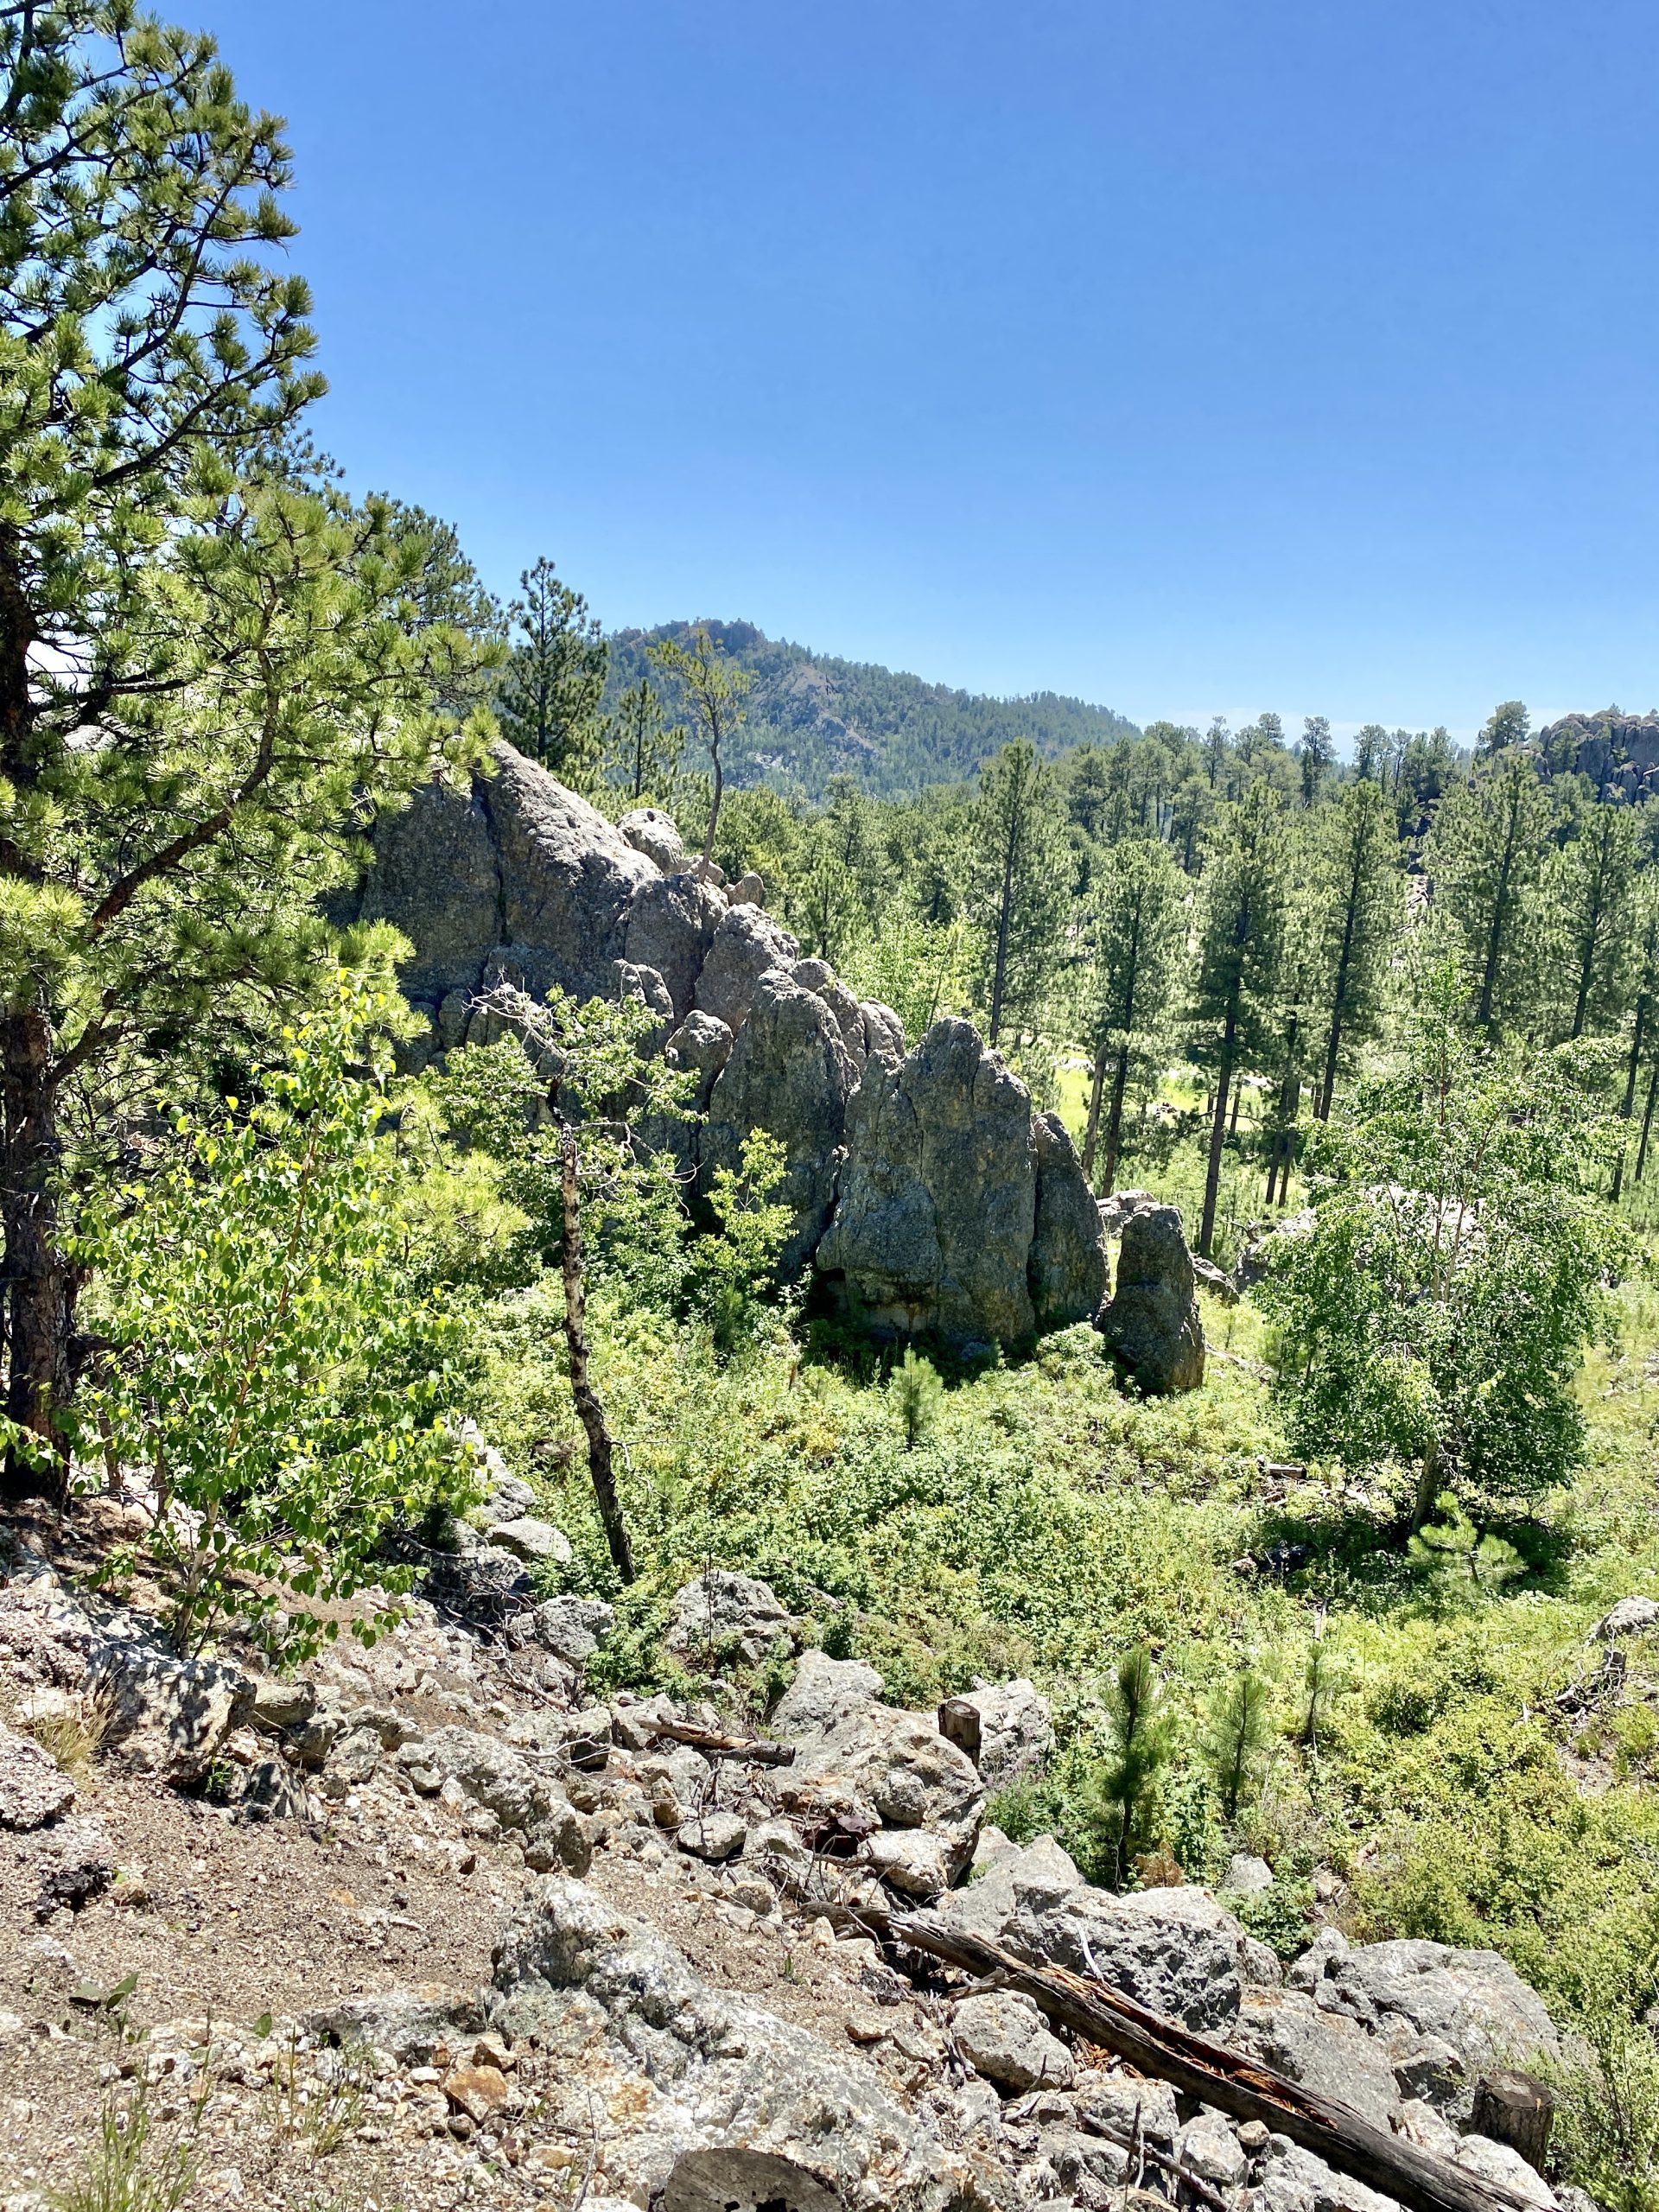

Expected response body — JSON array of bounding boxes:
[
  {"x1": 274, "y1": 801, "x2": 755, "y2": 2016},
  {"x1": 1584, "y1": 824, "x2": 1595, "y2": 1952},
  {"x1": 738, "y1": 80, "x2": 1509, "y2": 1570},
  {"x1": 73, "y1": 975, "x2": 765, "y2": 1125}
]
[
  {"x1": 92, "y1": 1643, "x2": 253, "y2": 1786},
  {"x1": 520, "y1": 1595, "x2": 615, "y2": 1668},
  {"x1": 1005, "y1": 1882, "x2": 1243, "y2": 2036},
  {"x1": 0, "y1": 1723, "x2": 76, "y2": 1830},
  {"x1": 26, "y1": 1814, "x2": 114, "y2": 1918},
  {"x1": 442, "y1": 2062, "x2": 510, "y2": 2124},
  {"x1": 679, "y1": 1810, "x2": 747, "y2": 1862},
  {"x1": 1097, "y1": 1201, "x2": 1205, "y2": 1393},
  {"x1": 1225, "y1": 1852, "x2": 1274, "y2": 1895},
  {"x1": 619, "y1": 806, "x2": 687, "y2": 872},
  {"x1": 665, "y1": 1571, "x2": 794, "y2": 1669},
  {"x1": 1192, "y1": 1254, "x2": 1240, "y2": 1303},
  {"x1": 950, "y1": 1989, "x2": 1076, "y2": 2091},
  {"x1": 488, "y1": 1515, "x2": 572, "y2": 1565},
  {"x1": 1592, "y1": 1594, "x2": 1659, "y2": 1641}
]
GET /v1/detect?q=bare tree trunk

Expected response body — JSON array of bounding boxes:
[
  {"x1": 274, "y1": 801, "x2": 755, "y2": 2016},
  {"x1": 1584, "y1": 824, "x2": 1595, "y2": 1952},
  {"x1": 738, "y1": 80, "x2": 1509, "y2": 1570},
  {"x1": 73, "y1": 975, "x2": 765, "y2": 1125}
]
[
  {"x1": 2, "y1": 1006, "x2": 71, "y2": 1503},
  {"x1": 1198, "y1": 1007, "x2": 1237, "y2": 1258},
  {"x1": 1080, "y1": 1047, "x2": 1108, "y2": 1183},
  {"x1": 1411, "y1": 1436, "x2": 1443, "y2": 1534},
  {"x1": 1102, "y1": 1048, "x2": 1130, "y2": 1197},
  {"x1": 560, "y1": 1123, "x2": 635, "y2": 1584},
  {"x1": 1638, "y1": 1047, "x2": 1659, "y2": 1185},
  {"x1": 1611, "y1": 995, "x2": 1648, "y2": 1202}
]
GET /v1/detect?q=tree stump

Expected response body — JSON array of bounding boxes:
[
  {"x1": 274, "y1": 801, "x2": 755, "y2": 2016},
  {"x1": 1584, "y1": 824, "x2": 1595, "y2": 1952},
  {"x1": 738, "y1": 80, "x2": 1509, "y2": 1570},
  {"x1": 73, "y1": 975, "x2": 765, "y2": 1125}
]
[{"x1": 1471, "y1": 2071, "x2": 1555, "y2": 2171}]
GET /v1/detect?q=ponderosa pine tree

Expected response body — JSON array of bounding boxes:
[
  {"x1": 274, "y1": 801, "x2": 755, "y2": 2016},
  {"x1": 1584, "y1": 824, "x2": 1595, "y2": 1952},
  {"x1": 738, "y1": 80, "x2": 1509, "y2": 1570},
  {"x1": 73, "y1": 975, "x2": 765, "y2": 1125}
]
[
  {"x1": 1542, "y1": 798, "x2": 1640, "y2": 1042},
  {"x1": 1426, "y1": 750, "x2": 1554, "y2": 1035},
  {"x1": 0, "y1": 6, "x2": 495, "y2": 1493},
  {"x1": 798, "y1": 774, "x2": 884, "y2": 966},
  {"x1": 968, "y1": 740, "x2": 1070, "y2": 1045},
  {"x1": 650, "y1": 626, "x2": 752, "y2": 879},
  {"x1": 1189, "y1": 785, "x2": 1287, "y2": 1255},
  {"x1": 1298, "y1": 715, "x2": 1334, "y2": 807},
  {"x1": 1076, "y1": 840, "x2": 1185, "y2": 1192},
  {"x1": 1611, "y1": 875, "x2": 1659, "y2": 1201},
  {"x1": 1308, "y1": 779, "x2": 1401, "y2": 1118},
  {"x1": 603, "y1": 676, "x2": 683, "y2": 805},
  {"x1": 496, "y1": 556, "x2": 607, "y2": 776}
]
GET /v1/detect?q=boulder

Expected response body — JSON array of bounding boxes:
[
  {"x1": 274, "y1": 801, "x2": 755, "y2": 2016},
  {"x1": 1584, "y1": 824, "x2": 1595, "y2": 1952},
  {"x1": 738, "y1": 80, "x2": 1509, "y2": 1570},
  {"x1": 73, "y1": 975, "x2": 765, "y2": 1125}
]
[
  {"x1": 950, "y1": 1990, "x2": 1075, "y2": 2091},
  {"x1": 859, "y1": 1827, "x2": 954, "y2": 1901},
  {"x1": 1311, "y1": 1936, "x2": 1559, "y2": 2075},
  {"x1": 92, "y1": 1642, "x2": 253, "y2": 1785},
  {"x1": 0, "y1": 1582, "x2": 99, "y2": 1688},
  {"x1": 665, "y1": 1572, "x2": 794, "y2": 1669},
  {"x1": 1592, "y1": 1594, "x2": 1659, "y2": 1641},
  {"x1": 1192, "y1": 1254, "x2": 1241, "y2": 1303},
  {"x1": 613, "y1": 958, "x2": 675, "y2": 1052},
  {"x1": 816, "y1": 1018, "x2": 1039, "y2": 1348},
  {"x1": 625, "y1": 872, "x2": 729, "y2": 1022},
  {"x1": 1003, "y1": 1883, "x2": 1243, "y2": 2036},
  {"x1": 728, "y1": 870, "x2": 766, "y2": 908},
  {"x1": 1028, "y1": 1113, "x2": 1109, "y2": 1328},
  {"x1": 403, "y1": 1726, "x2": 592, "y2": 1871},
  {"x1": 359, "y1": 748, "x2": 660, "y2": 1009},
  {"x1": 1225, "y1": 1853, "x2": 1274, "y2": 1895},
  {"x1": 1234, "y1": 1988, "x2": 1406, "y2": 2130},
  {"x1": 1097, "y1": 1201, "x2": 1205, "y2": 1393},
  {"x1": 1178, "y1": 2113, "x2": 1249, "y2": 2188},
  {"x1": 937, "y1": 1680, "x2": 1053, "y2": 1793},
  {"x1": 664, "y1": 1011, "x2": 735, "y2": 1110},
  {"x1": 489, "y1": 1877, "x2": 998, "y2": 2212},
  {"x1": 772, "y1": 1650, "x2": 985, "y2": 1870},
  {"x1": 791, "y1": 960, "x2": 868, "y2": 1067},
  {"x1": 522, "y1": 1596, "x2": 615, "y2": 1669},
  {"x1": 679, "y1": 1810, "x2": 747, "y2": 1862},
  {"x1": 0, "y1": 1723, "x2": 76, "y2": 1830},
  {"x1": 303, "y1": 1986, "x2": 486, "y2": 2066},
  {"x1": 490, "y1": 1515, "x2": 572, "y2": 1565},
  {"x1": 860, "y1": 1001, "x2": 906, "y2": 1065},
  {"x1": 695, "y1": 906, "x2": 800, "y2": 1033},
  {"x1": 1096, "y1": 1188, "x2": 1159, "y2": 1240},
  {"x1": 619, "y1": 806, "x2": 686, "y2": 872},
  {"x1": 702, "y1": 976, "x2": 857, "y2": 1279}
]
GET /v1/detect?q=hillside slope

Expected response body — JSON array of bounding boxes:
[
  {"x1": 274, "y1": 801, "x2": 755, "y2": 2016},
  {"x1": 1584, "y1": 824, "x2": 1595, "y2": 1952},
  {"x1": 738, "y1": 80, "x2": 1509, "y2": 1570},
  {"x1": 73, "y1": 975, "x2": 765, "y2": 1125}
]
[{"x1": 606, "y1": 620, "x2": 1140, "y2": 798}]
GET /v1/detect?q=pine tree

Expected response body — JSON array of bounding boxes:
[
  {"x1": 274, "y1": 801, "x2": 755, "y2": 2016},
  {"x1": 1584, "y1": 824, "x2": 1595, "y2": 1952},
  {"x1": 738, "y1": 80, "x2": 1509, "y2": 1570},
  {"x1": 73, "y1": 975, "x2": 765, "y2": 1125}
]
[
  {"x1": 1426, "y1": 752, "x2": 1555, "y2": 1034},
  {"x1": 0, "y1": 8, "x2": 494, "y2": 1493},
  {"x1": 1204, "y1": 1668, "x2": 1276, "y2": 1821},
  {"x1": 603, "y1": 676, "x2": 685, "y2": 806},
  {"x1": 1188, "y1": 786, "x2": 1288, "y2": 1255},
  {"x1": 968, "y1": 740, "x2": 1070, "y2": 1045},
  {"x1": 1308, "y1": 779, "x2": 1401, "y2": 1118},
  {"x1": 1298, "y1": 715, "x2": 1334, "y2": 806},
  {"x1": 1076, "y1": 841, "x2": 1186, "y2": 1191},
  {"x1": 1091, "y1": 1645, "x2": 1174, "y2": 1888},
  {"x1": 1541, "y1": 798, "x2": 1640, "y2": 1042},
  {"x1": 798, "y1": 775, "x2": 886, "y2": 965},
  {"x1": 1611, "y1": 877, "x2": 1659, "y2": 1200},
  {"x1": 496, "y1": 556, "x2": 607, "y2": 776}
]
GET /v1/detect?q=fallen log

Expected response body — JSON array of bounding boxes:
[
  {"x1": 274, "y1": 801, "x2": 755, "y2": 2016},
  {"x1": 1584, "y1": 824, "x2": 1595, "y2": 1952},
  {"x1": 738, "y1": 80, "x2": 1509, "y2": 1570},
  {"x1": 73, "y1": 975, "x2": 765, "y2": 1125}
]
[
  {"x1": 645, "y1": 1718, "x2": 796, "y2": 1766},
  {"x1": 890, "y1": 1912, "x2": 1539, "y2": 2212}
]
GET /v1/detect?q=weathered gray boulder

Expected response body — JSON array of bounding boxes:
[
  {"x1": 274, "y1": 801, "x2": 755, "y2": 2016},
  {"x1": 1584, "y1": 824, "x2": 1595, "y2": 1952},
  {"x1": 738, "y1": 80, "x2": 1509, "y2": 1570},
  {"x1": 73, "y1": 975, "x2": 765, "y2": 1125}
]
[
  {"x1": 92, "y1": 1642, "x2": 253, "y2": 1785},
  {"x1": 489, "y1": 1877, "x2": 1001, "y2": 2212},
  {"x1": 1234, "y1": 1988, "x2": 1406, "y2": 2129},
  {"x1": 399, "y1": 1726, "x2": 592, "y2": 1870},
  {"x1": 773, "y1": 1650, "x2": 985, "y2": 1868},
  {"x1": 619, "y1": 806, "x2": 686, "y2": 872},
  {"x1": 0, "y1": 1723, "x2": 75, "y2": 1830},
  {"x1": 613, "y1": 958, "x2": 675, "y2": 1052},
  {"x1": 696, "y1": 906, "x2": 799, "y2": 1033},
  {"x1": 522, "y1": 1596, "x2": 615, "y2": 1669},
  {"x1": 1308, "y1": 1935, "x2": 1559, "y2": 2075},
  {"x1": 938, "y1": 1679, "x2": 1053, "y2": 1793},
  {"x1": 702, "y1": 976, "x2": 857, "y2": 1279},
  {"x1": 666, "y1": 1572, "x2": 794, "y2": 1669},
  {"x1": 950, "y1": 1990, "x2": 1075, "y2": 2091},
  {"x1": 624, "y1": 871, "x2": 730, "y2": 1022},
  {"x1": 1003, "y1": 1883, "x2": 1243, "y2": 2035},
  {"x1": 1097, "y1": 1201, "x2": 1205, "y2": 1392},
  {"x1": 791, "y1": 960, "x2": 868, "y2": 1067},
  {"x1": 1592, "y1": 1594, "x2": 1659, "y2": 1641},
  {"x1": 1029, "y1": 1112, "x2": 1109, "y2": 1328},
  {"x1": 359, "y1": 748, "x2": 660, "y2": 1010},
  {"x1": 664, "y1": 1010, "x2": 735, "y2": 1109},
  {"x1": 860, "y1": 1000, "x2": 906, "y2": 1065},
  {"x1": 490, "y1": 1514, "x2": 572, "y2": 1565},
  {"x1": 816, "y1": 1018, "x2": 1039, "y2": 1348}
]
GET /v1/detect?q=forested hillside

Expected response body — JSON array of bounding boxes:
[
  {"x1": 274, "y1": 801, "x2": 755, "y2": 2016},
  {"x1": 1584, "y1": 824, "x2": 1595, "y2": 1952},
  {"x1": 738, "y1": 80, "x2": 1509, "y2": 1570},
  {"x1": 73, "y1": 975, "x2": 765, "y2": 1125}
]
[
  {"x1": 603, "y1": 618, "x2": 1141, "y2": 797},
  {"x1": 6, "y1": 12, "x2": 1659, "y2": 2211}
]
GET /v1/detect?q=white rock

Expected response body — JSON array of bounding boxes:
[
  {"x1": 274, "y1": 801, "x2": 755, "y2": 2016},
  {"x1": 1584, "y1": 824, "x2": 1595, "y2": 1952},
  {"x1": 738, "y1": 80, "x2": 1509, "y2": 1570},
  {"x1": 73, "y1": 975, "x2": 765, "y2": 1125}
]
[{"x1": 950, "y1": 1990, "x2": 1075, "y2": 2092}]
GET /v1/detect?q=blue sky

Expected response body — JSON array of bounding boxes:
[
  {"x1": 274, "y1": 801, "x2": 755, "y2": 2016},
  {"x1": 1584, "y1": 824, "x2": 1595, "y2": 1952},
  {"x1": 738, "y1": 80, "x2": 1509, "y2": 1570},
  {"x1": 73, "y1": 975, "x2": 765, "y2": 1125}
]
[{"x1": 193, "y1": 0, "x2": 1659, "y2": 743}]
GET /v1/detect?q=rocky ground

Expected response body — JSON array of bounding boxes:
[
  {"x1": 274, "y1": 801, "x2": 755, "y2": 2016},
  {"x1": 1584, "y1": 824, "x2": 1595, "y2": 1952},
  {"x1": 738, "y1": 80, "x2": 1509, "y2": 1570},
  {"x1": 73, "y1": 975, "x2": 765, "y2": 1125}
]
[{"x1": 0, "y1": 1486, "x2": 1584, "y2": 2212}]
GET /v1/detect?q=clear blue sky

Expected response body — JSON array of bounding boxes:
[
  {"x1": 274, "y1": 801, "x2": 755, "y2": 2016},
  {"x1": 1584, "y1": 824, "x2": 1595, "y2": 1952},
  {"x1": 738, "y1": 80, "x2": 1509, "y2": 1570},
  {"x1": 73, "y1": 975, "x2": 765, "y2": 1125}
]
[{"x1": 192, "y1": 0, "x2": 1659, "y2": 743}]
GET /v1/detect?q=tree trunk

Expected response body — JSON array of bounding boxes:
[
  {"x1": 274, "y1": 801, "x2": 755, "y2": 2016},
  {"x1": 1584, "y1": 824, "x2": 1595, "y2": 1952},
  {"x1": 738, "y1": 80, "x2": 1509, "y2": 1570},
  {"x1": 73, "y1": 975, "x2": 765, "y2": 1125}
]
[
  {"x1": 1639, "y1": 1047, "x2": 1659, "y2": 1185},
  {"x1": 1318, "y1": 870, "x2": 1360, "y2": 1119},
  {"x1": 1103, "y1": 1048, "x2": 1130, "y2": 1197},
  {"x1": 559, "y1": 1123, "x2": 635, "y2": 1584},
  {"x1": 1411, "y1": 1437, "x2": 1444, "y2": 1534},
  {"x1": 699, "y1": 725, "x2": 724, "y2": 880},
  {"x1": 1199, "y1": 1007, "x2": 1237, "y2": 1258},
  {"x1": 2, "y1": 1007, "x2": 72, "y2": 1503},
  {"x1": 988, "y1": 821, "x2": 1016, "y2": 1044},
  {"x1": 1611, "y1": 995, "x2": 1648, "y2": 1202},
  {"x1": 1080, "y1": 1047, "x2": 1108, "y2": 1183}
]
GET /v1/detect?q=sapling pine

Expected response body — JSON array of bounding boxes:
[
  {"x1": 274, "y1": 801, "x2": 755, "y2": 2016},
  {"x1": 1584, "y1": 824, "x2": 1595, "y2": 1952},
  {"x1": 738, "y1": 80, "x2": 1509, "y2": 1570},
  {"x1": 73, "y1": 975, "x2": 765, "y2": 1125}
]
[
  {"x1": 892, "y1": 1348, "x2": 944, "y2": 1450},
  {"x1": 1091, "y1": 1645, "x2": 1174, "y2": 1887},
  {"x1": 1204, "y1": 1667, "x2": 1276, "y2": 1821}
]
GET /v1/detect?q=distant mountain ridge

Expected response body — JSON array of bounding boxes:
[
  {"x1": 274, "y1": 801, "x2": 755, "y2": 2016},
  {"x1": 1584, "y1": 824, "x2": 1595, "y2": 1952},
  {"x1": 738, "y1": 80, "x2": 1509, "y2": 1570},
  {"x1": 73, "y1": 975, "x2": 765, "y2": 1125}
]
[{"x1": 604, "y1": 620, "x2": 1140, "y2": 799}]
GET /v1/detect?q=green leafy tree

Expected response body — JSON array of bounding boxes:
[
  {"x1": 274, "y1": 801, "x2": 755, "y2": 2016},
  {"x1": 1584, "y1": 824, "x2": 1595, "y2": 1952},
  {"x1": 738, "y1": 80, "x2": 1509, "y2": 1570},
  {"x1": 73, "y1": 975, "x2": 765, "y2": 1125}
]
[
  {"x1": 496, "y1": 556, "x2": 607, "y2": 776},
  {"x1": 1075, "y1": 839, "x2": 1186, "y2": 1191},
  {"x1": 1426, "y1": 750, "x2": 1555, "y2": 1034},
  {"x1": 1090, "y1": 1644, "x2": 1175, "y2": 1888},
  {"x1": 1308, "y1": 779, "x2": 1402, "y2": 1118},
  {"x1": 968, "y1": 739, "x2": 1069, "y2": 1044},
  {"x1": 1255, "y1": 967, "x2": 1627, "y2": 1529},
  {"x1": 650, "y1": 626, "x2": 753, "y2": 879},
  {"x1": 1188, "y1": 785, "x2": 1288, "y2": 1254},
  {"x1": 689, "y1": 1129, "x2": 796, "y2": 1357},
  {"x1": 469, "y1": 982, "x2": 694, "y2": 1582},
  {"x1": 0, "y1": 7, "x2": 493, "y2": 1491},
  {"x1": 67, "y1": 971, "x2": 468, "y2": 1655},
  {"x1": 1204, "y1": 1668, "x2": 1276, "y2": 1821}
]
